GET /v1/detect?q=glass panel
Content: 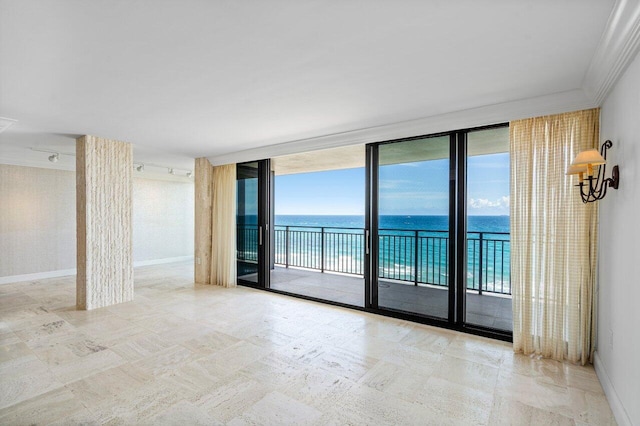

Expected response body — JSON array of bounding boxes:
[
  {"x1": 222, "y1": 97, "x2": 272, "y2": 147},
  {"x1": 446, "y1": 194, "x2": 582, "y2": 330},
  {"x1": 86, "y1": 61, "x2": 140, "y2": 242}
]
[
  {"x1": 270, "y1": 146, "x2": 365, "y2": 307},
  {"x1": 377, "y1": 135, "x2": 450, "y2": 319},
  {"x1": 466, "y1": 127, "x2": 512, "y2": 331},
  {"x1": 237, "y1": 162, "x2": 259, "y2": 284}
]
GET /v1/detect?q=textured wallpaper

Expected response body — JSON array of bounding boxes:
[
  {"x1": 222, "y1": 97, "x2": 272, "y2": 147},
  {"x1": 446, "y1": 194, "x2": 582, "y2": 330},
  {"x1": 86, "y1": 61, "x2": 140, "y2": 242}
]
[
  {"x1": 0, "y1": 164, "x2": 194, "y2": 278},
  {"x1": 0, "y1": 164, "x2": 76, "y2": 276}
]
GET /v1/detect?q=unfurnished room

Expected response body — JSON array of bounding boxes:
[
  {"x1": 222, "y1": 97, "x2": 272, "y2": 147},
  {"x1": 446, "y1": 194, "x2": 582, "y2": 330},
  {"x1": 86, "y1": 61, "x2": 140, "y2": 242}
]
[{"x1": 1, "y1": 1, "x2": 639, "y2": 425}]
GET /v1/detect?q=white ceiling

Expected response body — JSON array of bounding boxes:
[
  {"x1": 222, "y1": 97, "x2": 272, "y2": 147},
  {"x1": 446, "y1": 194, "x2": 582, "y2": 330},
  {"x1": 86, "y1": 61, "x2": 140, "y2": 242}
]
[{"x1": 0, "y1": 0, "x2": 637, "y2": 170}]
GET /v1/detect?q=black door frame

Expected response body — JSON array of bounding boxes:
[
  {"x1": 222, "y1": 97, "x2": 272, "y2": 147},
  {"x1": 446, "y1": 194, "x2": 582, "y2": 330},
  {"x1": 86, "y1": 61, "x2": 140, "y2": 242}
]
[
  {"x1": 364, "y1": 123, "x2": 511, "y2": 341},
  {"x1": 366, "y1": 132, "x2": 457, "y2": 323},
  {"x1": 238, "y1": 124, "x2": 511, "y2": 342},
  {"x1": 237, "y1": 159, "x2": 272, "y2": 289}
]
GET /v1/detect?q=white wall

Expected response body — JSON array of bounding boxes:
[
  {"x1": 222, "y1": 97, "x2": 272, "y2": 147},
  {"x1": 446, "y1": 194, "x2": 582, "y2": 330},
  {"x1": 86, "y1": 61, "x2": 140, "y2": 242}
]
[
  {"x1": 596, "y1": 50, "x2": 640, "y2": 426},
  {"x1": 0, "y1": 164, "x2": 194, "y2": 282}
]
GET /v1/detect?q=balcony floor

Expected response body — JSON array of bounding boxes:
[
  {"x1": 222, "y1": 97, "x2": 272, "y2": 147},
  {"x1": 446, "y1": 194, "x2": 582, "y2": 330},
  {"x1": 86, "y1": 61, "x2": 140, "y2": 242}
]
[{"x1": 263, "y1": 266, "x2": 512, "y2": 331}]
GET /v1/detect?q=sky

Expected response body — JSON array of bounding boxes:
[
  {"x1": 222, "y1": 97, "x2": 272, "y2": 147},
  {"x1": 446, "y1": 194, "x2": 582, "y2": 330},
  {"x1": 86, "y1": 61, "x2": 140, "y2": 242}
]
[{"x1": 274, "y1": 152, "x2": 510, "y2": 216}]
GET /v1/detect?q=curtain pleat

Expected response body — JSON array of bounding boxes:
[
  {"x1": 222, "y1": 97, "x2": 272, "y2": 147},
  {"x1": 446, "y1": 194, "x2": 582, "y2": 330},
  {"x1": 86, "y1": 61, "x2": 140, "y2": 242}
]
[
  {"x1": 210, "y1": 164, "x2": 237, "y2": 288},
  {"x1": 510, "y1": 108, "x2": 599, "y2": 364}
]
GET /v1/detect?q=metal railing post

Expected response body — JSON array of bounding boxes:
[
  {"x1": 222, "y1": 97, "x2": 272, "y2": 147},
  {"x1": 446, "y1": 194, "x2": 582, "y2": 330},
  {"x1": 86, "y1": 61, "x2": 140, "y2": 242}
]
[
  {"x1": 478, "y1": 232, "x2": 484, "y2": 295},
  {"x1": 413, "y1": 230, "x2": 419, "y2": 286},
  {"x1": 285, "y1": 226, "x2": 290, "y2": 268},
  {"x1": 320, "y1": 227, "x2": 325, "y2": 273}
]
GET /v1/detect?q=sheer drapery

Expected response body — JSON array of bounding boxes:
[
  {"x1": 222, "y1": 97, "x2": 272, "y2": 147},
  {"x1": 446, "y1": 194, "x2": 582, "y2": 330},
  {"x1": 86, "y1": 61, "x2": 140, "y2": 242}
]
[
  {"x1": 510, "y1": 108, "x2": 599, "y2": 364},
  {"x1": 210, "y1": 164, "x2": 237, "y2": 288}
]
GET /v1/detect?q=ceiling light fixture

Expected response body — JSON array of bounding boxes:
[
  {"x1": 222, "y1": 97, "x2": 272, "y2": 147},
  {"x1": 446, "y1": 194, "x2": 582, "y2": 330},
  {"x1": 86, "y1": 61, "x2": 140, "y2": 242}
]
[
  {"x1": 567, "y1": 140, "x2": 620, "y2": 203},
  {"x1": 31, "y1": 147, "x2": 73, "y2": 162},
  {"x1": 30, "y1": 148, "x2": 190, "y2": 177}
]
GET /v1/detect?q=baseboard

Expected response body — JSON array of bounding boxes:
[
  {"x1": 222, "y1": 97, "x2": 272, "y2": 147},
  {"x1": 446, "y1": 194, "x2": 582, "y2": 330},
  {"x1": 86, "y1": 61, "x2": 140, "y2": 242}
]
[
  {"x1": 594, "y1": 351, "x2": 633, "y2": 426},
  {"x1": 133, "y1": 255, "x2": 194, "y2": 267},
  {"x1": 0, "y1": 268, "x2": 77, "y2": 285},
  {"x1": 0, "y1": 256, "x2": 194, "y2": 285}
]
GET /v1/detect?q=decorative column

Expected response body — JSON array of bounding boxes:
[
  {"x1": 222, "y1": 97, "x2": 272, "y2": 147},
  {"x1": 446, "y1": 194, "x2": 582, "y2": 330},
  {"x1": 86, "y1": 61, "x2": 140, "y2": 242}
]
[
  {"x1": 194, "y1": 157, "x2": 213, "y2": 284},
  {"x1": 76, "y1": 135, "x2": 133, "y2": 310}
]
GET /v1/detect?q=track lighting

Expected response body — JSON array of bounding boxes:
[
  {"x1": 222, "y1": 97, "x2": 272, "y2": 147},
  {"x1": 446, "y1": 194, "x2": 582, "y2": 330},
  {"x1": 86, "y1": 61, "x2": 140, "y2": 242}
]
[{"x1": 30, "y1": 147, "x2": 190, "y2": 177}]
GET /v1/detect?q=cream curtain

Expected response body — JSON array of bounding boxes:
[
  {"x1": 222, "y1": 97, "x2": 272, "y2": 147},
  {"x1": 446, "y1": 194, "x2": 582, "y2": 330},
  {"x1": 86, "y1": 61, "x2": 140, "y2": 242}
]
[
  {"x1": 210, "y1": 164, "x2": 237, "y2": 288},
  {"x1": 510, "y1": 108, "x2": 599, "y2": 365}
]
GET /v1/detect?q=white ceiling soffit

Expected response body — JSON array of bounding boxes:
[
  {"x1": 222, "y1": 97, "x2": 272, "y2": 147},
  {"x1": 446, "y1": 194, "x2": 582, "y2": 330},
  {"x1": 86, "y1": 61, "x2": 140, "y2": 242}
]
[
  {"x1": 210, "y1": 89, "x2": 589, "y2": 165},
  {"x1": 273, "y1": 126, "x2": 509, "y2": 175},
  {"x1": 272, "y1": 145, "x2": 365, "y2": 176},
  {"x1": 0, "y1": 0, "x2": 639, "y2": 169}
]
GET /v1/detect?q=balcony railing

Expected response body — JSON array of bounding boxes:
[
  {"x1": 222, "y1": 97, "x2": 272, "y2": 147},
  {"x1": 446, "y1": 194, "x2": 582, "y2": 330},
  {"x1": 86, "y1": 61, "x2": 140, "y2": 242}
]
[{"x1": 238, "y1": 225, "x2": 511, "y2": 295}]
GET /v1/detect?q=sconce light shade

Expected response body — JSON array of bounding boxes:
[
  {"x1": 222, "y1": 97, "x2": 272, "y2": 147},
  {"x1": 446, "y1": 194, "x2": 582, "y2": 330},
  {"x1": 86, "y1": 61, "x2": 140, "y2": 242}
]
[
  {"x1": 567, "y1": 140, "x2": 619, "y2": 203},
  {"x1": 566, "y1": 164, "x2": 588, "y2": 184},
  {"x1": 566, "y1": 164, "x2": 587, "y2": 175},
  {"x1": 571, "y1": 149, "x2": 606, "y2": 166}
]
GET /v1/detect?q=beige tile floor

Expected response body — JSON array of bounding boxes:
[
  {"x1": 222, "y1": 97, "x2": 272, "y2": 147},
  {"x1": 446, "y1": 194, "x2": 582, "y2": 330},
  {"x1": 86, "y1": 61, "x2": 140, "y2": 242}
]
[{"x1": 0, "y1": 262, "x2": 615, "y2": 425}]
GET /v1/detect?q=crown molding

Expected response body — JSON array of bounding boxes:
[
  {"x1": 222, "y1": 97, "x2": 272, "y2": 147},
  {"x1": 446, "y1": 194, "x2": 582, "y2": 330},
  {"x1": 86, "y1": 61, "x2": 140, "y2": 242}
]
[
  {"x1": 583, "y1": 0, "x2": 640, "y2": 106},
  {"x1": 208, "y1": 89, "x2": 595, "y2": 165}
]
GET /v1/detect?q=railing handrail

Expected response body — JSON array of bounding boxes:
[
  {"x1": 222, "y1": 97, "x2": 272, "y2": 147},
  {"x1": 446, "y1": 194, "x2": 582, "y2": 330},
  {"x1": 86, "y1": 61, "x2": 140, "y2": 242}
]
[
  {"x1": 466, "y1": 231, "x2": 510, "y2": 236},
  {"x1": 240, "y1": 224, "x2": 511, "y2": 295}
]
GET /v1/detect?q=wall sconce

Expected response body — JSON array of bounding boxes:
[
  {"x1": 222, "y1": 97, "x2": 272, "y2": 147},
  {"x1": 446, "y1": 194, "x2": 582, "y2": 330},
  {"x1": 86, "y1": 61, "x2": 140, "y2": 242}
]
[
  {"x1": 567, "y1": 140, "x2": 619, "y2": 203},
  {"x1": 135, "y1": 163, "x2": 144, "y2": 172},
  {"x1": 48, "y1": 153, "x2": 59, "y2": 163}
]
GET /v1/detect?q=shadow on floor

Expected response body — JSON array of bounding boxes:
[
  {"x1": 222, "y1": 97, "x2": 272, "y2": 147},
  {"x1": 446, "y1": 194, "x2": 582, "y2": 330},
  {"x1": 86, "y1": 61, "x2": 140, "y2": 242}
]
[{"x1": 262, "y1": 266, "x2": 512, "y2": 331}]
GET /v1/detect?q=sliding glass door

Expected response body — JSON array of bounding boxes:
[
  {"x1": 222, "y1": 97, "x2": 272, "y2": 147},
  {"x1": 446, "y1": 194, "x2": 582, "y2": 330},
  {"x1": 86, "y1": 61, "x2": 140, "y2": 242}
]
[
  {"x1": 237, "y1": 160, "x2": 271, "y2": 287},
  {"x1": 235, "y1": 125, "x2": 511, "y2": 338},
  {"x1": 465, "y1": 127, "x2": 512, "y2": 332},
  {"x1": 368, "y1": 135, "x2": 453, "y2": 320},
  {"x1": 367, "y1": 125, "x2": 511, "y2": 337}
]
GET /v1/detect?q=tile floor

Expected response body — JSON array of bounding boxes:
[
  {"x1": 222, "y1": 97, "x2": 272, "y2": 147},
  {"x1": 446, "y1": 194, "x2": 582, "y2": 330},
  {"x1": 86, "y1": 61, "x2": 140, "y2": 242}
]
[{"x1": 0, "y1": 262, "x2": 615, "y2": 425}]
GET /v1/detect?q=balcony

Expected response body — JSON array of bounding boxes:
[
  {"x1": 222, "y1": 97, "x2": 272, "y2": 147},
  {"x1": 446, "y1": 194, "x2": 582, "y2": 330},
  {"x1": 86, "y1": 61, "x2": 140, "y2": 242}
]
[{"x1": 238, "y1": 225, "x2": 512, "y2": 330}]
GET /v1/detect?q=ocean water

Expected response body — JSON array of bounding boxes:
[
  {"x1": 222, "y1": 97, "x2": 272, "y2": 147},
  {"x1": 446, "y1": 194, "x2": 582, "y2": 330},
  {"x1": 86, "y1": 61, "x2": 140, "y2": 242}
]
[
  {"x1": 269, "y1": 215, "x2": 511, "y2": 293},
  {"x1": 274, "y1": 214, "x2": 509, "y2": 233}
]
